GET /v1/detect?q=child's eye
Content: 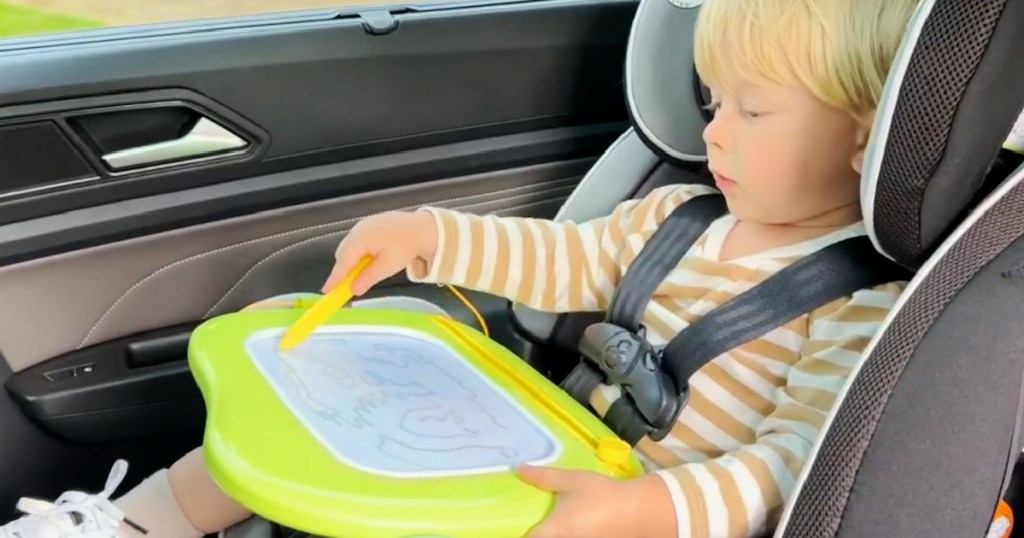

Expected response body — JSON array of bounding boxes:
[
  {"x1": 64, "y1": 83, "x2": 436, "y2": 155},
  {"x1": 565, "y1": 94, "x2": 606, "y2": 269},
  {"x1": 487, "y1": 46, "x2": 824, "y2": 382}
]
[
  {"x1": 740, "y1": 108, "x2": 764, "y2": 119},
  {"x1": 703, "y1": 100, "x2": 721, "y2": 114}
]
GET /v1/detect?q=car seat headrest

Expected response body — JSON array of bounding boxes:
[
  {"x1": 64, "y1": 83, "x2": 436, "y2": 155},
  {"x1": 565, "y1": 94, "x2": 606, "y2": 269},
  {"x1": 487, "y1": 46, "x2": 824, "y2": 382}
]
[
  {"x1": 859, "y1": 0, "x2": 1024, "y2": 269},
  {"x1": 625, "y1": 0, "x2": 708, "y2": 165}
]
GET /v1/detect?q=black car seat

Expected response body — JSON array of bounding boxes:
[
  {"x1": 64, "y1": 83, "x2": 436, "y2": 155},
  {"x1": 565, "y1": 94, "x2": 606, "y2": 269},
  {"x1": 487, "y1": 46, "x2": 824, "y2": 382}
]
[
  {"x1": 773, "y1": 0, "x2": 1024, "y2": 535},
  {"x1": 226, "y1": 0, "x2": 1024, "y2": 536}
]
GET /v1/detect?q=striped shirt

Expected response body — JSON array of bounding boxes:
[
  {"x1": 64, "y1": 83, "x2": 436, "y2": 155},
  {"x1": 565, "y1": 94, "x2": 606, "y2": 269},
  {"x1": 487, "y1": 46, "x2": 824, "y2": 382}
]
[{"x1": 406, "y1": 184, "x2": 905, "y2": 538}]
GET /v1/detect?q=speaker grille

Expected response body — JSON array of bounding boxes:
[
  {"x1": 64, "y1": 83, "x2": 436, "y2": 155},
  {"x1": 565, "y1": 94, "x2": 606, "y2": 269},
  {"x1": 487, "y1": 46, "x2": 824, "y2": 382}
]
[{"x1": 0, "y1": 122, "x2": 95, "y2": 197}]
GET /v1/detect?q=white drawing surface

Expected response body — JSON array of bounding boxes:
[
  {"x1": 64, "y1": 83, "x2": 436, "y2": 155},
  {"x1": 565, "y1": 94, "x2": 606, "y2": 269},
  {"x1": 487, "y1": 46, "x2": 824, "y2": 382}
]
[{"x1": 244, "y1": 326, "x2": 561, "y2": 477}]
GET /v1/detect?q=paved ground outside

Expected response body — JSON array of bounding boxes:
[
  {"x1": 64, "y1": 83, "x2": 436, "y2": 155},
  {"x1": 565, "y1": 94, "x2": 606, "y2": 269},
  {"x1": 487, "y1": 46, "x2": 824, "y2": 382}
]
[{"x1": 0, "y1": 0, "x2": 407, "y2": 36}]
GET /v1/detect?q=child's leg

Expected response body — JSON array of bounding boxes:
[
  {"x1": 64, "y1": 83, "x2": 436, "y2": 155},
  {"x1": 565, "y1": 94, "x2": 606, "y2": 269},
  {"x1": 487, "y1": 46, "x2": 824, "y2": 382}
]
[
  {"x1": 167, "y1": 447, "x2": 252, "y2": 532},
  {"x1": 115, "y1": 447, "x2": 251, "y2": 537}
]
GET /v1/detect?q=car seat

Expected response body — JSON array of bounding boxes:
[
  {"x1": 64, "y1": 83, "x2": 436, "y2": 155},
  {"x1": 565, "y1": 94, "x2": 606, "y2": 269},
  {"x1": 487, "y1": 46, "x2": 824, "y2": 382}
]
[
  {"x1": 774, "y1": 0, "x2": 1024, "y2": 535},
  {"x1": 225, "y1": 0, "x2": 1024, "y2": 536}
]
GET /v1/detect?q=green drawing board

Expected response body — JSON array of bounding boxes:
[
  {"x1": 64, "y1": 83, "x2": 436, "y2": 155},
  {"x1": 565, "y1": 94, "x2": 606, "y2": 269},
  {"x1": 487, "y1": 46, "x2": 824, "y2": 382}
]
[{"x1": 188, "y1": 307, "x2": 643, "y2": 538}]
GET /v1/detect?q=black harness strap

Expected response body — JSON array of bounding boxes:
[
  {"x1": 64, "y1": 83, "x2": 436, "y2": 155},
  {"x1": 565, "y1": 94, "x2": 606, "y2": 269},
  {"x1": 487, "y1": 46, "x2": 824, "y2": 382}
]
[
  {"x1": 606, "y1": 194, "x2": 730, "y2": 332},
  {"x1": 560, "y1": 194, "x2": 727, "y2": 415},
  {"x1": 659, "y1": 236, "x2": 909, "y2": 391},
  {"x1": 563, "y1": 193, "x2": 912, "y2": 446}
]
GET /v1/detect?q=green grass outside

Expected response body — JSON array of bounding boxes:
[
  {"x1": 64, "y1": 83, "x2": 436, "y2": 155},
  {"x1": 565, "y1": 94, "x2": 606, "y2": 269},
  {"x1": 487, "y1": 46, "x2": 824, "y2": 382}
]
[{"x1": 0, "y1": 2, "x2": 101, "y2": 37}]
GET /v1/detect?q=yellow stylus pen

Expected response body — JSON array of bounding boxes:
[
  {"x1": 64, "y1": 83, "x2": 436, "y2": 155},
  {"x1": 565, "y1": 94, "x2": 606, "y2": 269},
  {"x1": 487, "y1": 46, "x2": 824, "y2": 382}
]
[{"x1": 279, "y1": 255, "x2": 374, "y2": 351}]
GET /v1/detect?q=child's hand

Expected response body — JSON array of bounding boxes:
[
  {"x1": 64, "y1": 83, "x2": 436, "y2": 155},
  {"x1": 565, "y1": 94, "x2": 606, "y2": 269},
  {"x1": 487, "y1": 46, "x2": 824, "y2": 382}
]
[
  {"x1": 322, "y1": 211, "x2": 439, "y2": 296},
  {"x1": 518, "y1": 465, "x2": 676, "y2": 538}
]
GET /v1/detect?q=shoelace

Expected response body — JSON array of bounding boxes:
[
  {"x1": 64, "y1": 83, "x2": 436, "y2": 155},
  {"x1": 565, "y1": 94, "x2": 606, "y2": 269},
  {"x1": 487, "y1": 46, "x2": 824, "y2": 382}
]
[{"x1": 12, "y1": 460, "x2": 147, "y2": 537}]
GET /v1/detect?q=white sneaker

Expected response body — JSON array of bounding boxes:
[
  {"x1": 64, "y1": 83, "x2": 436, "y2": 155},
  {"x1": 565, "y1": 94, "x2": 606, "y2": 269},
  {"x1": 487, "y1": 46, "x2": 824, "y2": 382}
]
[{"x1": 0, "y1": 460, "x2": 147, "y2": 538}]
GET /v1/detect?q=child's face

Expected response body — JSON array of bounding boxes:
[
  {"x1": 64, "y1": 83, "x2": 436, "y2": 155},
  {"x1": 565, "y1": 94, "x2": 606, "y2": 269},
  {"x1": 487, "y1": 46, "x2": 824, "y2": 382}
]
[{"x1": 703, "y1": 81, "x2": 869, "y2": 226}]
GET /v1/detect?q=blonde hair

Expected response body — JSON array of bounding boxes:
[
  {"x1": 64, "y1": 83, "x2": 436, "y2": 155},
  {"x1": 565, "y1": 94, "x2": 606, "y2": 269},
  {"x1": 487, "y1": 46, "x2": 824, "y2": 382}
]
[{"x1": 694, "y1": 0, "x2": 922, "y2": 122}]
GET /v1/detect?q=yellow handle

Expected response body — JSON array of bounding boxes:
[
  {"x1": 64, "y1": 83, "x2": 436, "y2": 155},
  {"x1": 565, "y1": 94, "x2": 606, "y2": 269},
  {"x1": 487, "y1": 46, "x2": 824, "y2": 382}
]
[
  {"x1": 279, "y1": 256, "x2": 374, "y2": 351},
  {"x1": 596, "y1": 438, "x2": 632, "y2": 467}
]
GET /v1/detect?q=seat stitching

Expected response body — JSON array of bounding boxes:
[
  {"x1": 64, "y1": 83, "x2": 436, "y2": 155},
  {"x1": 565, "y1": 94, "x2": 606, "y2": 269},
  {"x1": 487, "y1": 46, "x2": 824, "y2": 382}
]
[
  {"x1": 554, "y1": 128, "x2": 633, "y2": 222},
  {"x1": 78, "y1": 182, "x2": 574, "y2": 348},
  {"x1": 204, "y1": 194, "x2": 571, "y2": 316}
]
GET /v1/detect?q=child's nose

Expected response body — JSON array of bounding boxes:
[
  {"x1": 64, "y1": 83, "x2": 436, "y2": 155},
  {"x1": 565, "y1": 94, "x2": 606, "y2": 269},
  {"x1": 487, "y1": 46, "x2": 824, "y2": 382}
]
[{"x1": 702, "y1": 113, "x2": 728, "y2": 151}]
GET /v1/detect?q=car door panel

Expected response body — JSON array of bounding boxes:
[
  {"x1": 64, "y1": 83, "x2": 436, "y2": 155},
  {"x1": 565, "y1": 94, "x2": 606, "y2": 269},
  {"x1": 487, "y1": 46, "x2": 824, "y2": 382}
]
[{"x1": 0, "y1": 158, "x2": 586, "y2": 373}]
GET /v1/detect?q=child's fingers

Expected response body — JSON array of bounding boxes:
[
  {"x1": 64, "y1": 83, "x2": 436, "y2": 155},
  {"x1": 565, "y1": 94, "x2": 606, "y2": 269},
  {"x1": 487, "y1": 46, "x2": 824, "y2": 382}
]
[
  {"x1": 320, "y1": 266, "x2": 345, "y2": 293},
  {"x1": 350, "y1": 252, "x2": 401, "y2": 296},
  {"x1": 517, "y1": 465, "x2": 580, "y2": 493},
  {"x1": 321, "y1": 242, "x2": 368, "y2": 292}
]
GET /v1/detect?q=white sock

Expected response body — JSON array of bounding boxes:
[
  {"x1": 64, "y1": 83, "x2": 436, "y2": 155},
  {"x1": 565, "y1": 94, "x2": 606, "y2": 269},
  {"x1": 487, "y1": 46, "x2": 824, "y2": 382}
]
[{"x1": 114, "y1": 470, "x2": 203, "y2": 538}]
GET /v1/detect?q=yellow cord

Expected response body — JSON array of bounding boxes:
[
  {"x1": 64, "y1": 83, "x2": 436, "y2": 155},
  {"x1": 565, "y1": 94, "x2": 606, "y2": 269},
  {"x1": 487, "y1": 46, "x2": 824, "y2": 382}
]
[{"x1": 444, "y1": 284, "x2": 490, "y2": 338}]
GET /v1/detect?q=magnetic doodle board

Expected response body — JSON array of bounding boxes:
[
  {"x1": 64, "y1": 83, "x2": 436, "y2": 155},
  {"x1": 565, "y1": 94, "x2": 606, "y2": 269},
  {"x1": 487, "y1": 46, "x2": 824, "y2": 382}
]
[
  {"x1": 246, "y1": 327, "x2": 561, "y2": 477},
  {"x1": 189, "y1": 307, "x2": 643, "y2": 538}
]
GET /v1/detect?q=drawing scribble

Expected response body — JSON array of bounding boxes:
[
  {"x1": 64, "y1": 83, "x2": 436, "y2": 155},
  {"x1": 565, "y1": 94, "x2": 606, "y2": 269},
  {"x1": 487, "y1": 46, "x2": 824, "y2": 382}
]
[
  {"x1": 247, "y1": 330, "x2": 557, "y2": 475},
  {"x1": 401, "y1": 405, "x2": 480, "y2": 438},
  {"x1": 376, "y1": 435, "x2": 521, "y2": 470}
]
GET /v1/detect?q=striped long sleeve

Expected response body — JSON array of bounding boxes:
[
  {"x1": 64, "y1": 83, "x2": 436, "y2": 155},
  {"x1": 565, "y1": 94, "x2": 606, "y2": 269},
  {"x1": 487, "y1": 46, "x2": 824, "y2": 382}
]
[
  {"x1": 404, "y1": 184, "x2": 905, "y2": 538},
  {"x1": 650, "y1": 284, "x2": 902, "y2": 537},
  {"x1": 406, "y1": 184, "x2": 720, "y2": 311}
]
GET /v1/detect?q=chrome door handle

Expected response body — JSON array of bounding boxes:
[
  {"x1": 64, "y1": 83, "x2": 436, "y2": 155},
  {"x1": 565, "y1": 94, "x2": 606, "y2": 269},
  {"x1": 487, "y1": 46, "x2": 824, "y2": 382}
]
[{"x1": 101, "y1": 117, "x2": 248, "y2": 170}]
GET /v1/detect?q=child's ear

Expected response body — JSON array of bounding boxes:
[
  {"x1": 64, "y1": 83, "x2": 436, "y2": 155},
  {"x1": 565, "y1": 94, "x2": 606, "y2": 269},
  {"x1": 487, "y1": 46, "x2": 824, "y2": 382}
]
[
  {"x1": 851, "y1": 147, "x2": 866, "y2": 175},
  {"x1": 851, "y1": 115, "x2": 874, "y2": 175}
]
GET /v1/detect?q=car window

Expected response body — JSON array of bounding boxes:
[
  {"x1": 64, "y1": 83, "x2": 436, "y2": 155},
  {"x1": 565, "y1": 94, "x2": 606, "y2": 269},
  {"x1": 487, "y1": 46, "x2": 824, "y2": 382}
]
[{"x1": 0, "y1": 0, "x2": 445, "y2": 38}]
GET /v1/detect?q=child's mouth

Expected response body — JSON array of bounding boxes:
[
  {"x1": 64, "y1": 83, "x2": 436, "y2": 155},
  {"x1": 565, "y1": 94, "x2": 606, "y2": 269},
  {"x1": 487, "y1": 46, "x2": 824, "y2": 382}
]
[{"x1": 711, "y1": 171, "x2": 736, "y2": 190}]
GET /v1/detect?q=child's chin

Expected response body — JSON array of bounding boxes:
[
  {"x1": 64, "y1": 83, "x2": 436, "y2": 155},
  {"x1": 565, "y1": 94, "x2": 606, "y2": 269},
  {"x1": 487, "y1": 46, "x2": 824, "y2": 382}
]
[
  {"x1": 719, "y1": 194, "x2": 740, "y2": 215},
  {"x1": 723, "y1": 200, "x2": 772, "y2": 224}
]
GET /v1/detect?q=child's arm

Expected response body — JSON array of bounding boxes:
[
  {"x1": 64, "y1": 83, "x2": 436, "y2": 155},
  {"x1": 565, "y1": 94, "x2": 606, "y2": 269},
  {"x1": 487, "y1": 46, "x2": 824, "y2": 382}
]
[
  {"x1": 406, "y1": 184, "x2": 719, "y2": 313},
  {"x1": 644, "y1": 281, "x2": 905, "y2": 538}
]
